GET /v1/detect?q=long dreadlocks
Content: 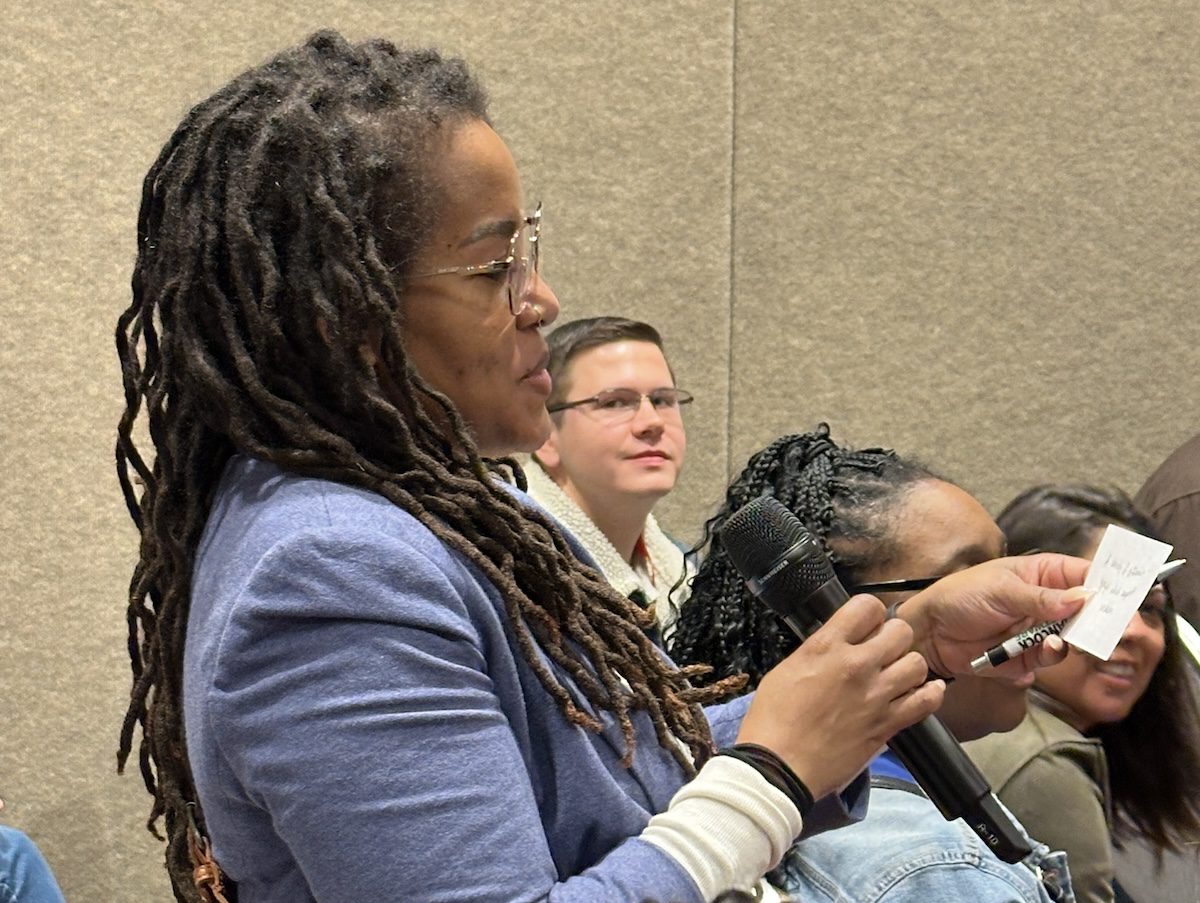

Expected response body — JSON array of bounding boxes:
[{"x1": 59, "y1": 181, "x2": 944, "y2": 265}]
[
  {"x1": 668, "y1": 423, "x2": 938, "y2": 689},
  {"x1": 116, "y1": 31, "x2": 722, "y2": 901}
]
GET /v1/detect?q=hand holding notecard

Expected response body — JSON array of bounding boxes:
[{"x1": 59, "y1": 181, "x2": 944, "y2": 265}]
[
  {"x1": 1058, "y1": 524, "x2": 1173, "y2": 659},
  {"x1": 969, "y1": 531, "x2": 1180, "y2": 673}
]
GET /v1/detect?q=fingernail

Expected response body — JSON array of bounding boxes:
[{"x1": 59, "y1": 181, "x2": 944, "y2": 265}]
[{"x1": 1063, "y1": 587, "x2": 1096, "y2": 604}]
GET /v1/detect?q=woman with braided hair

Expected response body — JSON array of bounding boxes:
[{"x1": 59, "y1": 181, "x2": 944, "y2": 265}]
[
  {"x1": 669, "y1": 425, "x2": 973, "y2": 688},
  {"x1": 115, "y1": 32, "x2": 1089, "y2": 903},
  {"x1": 669, "y1": 426, "x2": 1079, "y2": 901}
]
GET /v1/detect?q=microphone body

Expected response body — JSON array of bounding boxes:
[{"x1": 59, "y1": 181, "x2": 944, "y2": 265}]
[{"x1": 723, "y1": 497, "x2": 1032, "y2": 864}]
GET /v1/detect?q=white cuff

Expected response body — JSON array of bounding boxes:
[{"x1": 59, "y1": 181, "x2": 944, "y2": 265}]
[{"x1": 641, "y1": 754, "x2": 803, "y2": 901}]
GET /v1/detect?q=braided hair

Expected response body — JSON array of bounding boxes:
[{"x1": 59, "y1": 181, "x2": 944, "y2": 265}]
[
  {"x1": 116, "y1": 31, "x2": 721, "y2": 901},
  {"x1": 997, "y1": 485, "x2": 1200, "y2": 855},
  {"x1": 668, "y1": 424, "x2": 937, "y2": 689}
]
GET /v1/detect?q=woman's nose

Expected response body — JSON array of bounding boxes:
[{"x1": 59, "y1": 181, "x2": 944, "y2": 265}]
[{"x1": 528, "y1": 272, "x2": 559, "y2": 328}]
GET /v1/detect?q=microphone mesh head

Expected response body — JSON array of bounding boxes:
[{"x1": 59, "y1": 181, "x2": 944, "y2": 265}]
[{"x1": 721, "y1": 496, "x2": 835, "y2": 590}]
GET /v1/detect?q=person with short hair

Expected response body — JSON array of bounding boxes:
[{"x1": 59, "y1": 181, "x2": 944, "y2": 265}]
[{"x1": 527, "y1": 316, "x2": 691, "y2": 638}]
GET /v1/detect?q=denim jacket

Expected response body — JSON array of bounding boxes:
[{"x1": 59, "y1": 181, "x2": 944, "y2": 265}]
[
  {"x1": 0, "y1": 827, "x2": 66, "y2": 903},
  {"x1": 777, "y1": 753, "x2": 1075, "y2": 903}
]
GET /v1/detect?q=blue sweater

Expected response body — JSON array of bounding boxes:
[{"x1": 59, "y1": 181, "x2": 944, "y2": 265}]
[{"x1": 185, "y1": 457, "x2": 801, "y2": 902}]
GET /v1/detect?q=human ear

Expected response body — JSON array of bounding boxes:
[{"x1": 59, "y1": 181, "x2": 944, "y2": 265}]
[{"x1": 532, "y1": 426, "x2": 563, "y2": 474}]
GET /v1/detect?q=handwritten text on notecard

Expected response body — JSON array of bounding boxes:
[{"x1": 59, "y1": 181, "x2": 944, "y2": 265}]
[{"x1": 1059, "y1": 524, "x2": 1172, "y2": 659}]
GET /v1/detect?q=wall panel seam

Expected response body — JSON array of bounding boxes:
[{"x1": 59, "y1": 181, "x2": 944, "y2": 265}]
[{"x1": 726, "y1": 0, "x2": 739, "y2": 482}]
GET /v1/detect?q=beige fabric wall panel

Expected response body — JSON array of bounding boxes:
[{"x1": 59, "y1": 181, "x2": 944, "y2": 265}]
[
  {"x1": 2, "y1": 1, "x2": 731, "y2": 898},
  {"x1": 509, "y1": 9, "x2": 735, "y2": 545},
  {"x1": 731, "y1": 2, "x2": 1200, "y2": 512},
  {"x1": 7, "y1": 0, "x2": 1199, "y2": 898}
]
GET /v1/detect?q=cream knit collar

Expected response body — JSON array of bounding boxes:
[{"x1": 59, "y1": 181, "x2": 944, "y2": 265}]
[{"x1": 522, "y1": 460, "x2": 688, "y2": 629}]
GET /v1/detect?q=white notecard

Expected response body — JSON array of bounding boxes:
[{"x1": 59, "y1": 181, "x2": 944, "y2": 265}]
[{"x1": 1059, "y1": 524, "x2": 1173, "y2": 659}]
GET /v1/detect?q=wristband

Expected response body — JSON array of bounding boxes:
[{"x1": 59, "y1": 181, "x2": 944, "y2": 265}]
[{"x1": 716, "y1": 743, "x2": 814, "y2": 818}]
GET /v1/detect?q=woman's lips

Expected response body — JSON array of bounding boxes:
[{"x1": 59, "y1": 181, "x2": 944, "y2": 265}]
[
  {"x1": 523, "y1": 367, "x2": 552, "y2": 395},
  {"x1": 1093, "y1": 659, "x2": 1139, "y2": 681},
  {"x1": 522, "y1": 352, "x2": 551, "y2": 395}
]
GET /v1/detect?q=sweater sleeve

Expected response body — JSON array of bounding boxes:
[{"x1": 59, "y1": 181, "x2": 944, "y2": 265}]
[
  {"x1": 993, "y1": 749, "x2": 1114, "y2": 903},
  {"x1": 203, "y1": 525, "x2": 794, "y2": 903},
  {"x1": 703, "y1": 693, "x2": 871, "y2": 838}
]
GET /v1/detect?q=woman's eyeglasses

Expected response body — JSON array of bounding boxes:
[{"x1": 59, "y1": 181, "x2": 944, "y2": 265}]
[
  {"x1": 411, "y1": 203, "x2": 541, "y2": 315},
  {"x1": 846, "y1": 576, "x2": 944, "y2": 596},
  {"x1": 1137, "y1": 583, "x2": 1172, "y2": 627},
  {"x1": 546, "y1": 387, "x2": 694, "y2": 424},
  {"x1": 848, "y1": 548, "x2": 1040, "y2": 597}
]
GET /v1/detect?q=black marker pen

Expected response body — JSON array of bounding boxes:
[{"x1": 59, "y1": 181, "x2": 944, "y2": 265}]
[{"x1": 969, "y1": 559, "x2": 1186, "y2": 674}]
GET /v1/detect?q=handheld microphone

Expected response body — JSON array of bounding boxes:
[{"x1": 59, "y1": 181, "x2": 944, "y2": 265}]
[{"x1": 720, "y1": 495, "x2": 1032, "y2": 864}]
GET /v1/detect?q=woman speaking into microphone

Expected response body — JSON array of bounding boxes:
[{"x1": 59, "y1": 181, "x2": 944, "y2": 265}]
[{"x1": 114, "y1": 31, "x2": 1087, "y2": 903}]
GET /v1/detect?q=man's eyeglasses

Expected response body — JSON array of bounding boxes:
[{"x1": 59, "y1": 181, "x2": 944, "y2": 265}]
[
  {"x1": 546, "y1": 387, "x2": 694, "y2": 423},
  {"x1": 411, "y1": 203, "x2": 541, "y2": 316}
]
